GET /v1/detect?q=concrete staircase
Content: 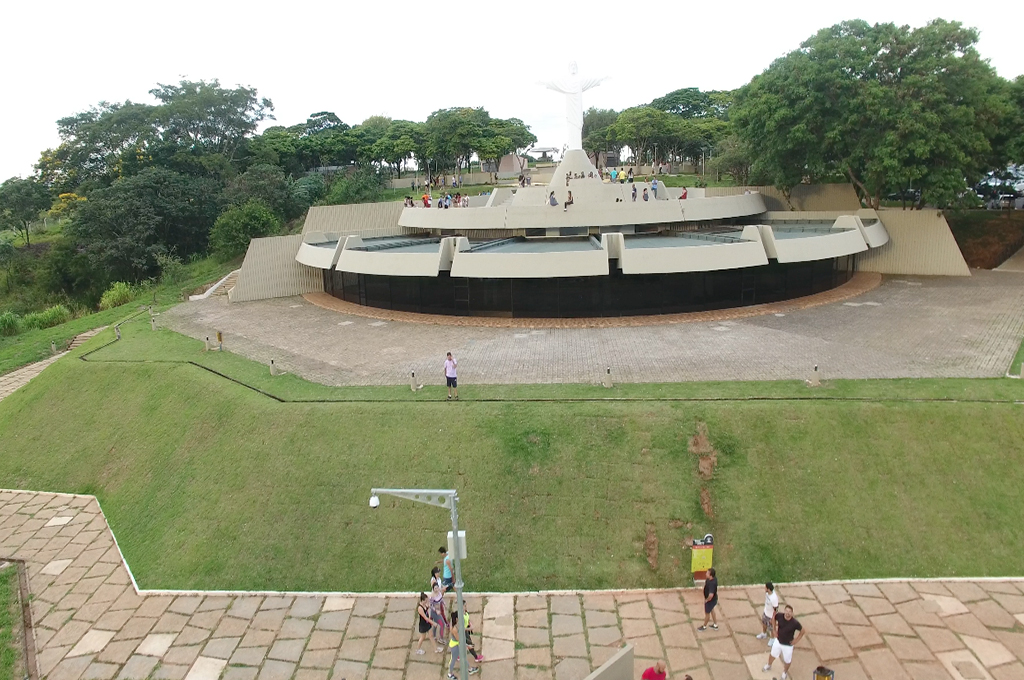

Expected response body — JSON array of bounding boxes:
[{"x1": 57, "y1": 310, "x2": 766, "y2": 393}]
[
  {"x1": 211, "y1": 271, "x2": 239, "y2": 297},
  {"x1": 68, "y1": 326, "x2": 107, "y2": 350}
]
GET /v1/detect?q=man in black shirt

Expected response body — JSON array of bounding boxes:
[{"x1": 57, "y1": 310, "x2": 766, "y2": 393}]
[
  {"x1": 697, "y1": 568, "x2": 719, "y2": 631},
  {"x1": 762, "y1": 605, "x2": 804, "y2": 680}
]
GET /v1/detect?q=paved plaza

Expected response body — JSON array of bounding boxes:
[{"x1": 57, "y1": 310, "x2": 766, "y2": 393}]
[
  {"x1": 161, "y1": 271, "x2": 1024, "y2": 386},
  {"x1": 3, "y1": 490, "x2": 1024, "y2": 680}
]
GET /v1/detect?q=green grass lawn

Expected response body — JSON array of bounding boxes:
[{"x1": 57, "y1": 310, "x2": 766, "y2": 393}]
[
  {"x1": 0, "y1": 565, "x2": 19, "y2": 680},
  {"x1": 1, "y1": 321, "x2": 1022, "y2": 593},
  {"x1": 0, "y1": 256, "x2": 237, "y2": 376}
]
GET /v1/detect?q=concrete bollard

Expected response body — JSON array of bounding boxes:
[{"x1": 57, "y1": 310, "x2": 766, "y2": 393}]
[
  {"x1": 602, "y1": 367, "x2": 613, "y2": 388},
  {"x1": 51, "y1": 340, "x2": 57, "y2": 355},
  {"x1": 808, "y1": 364, "x2": 821, "y2": 387},
  {"x1": 150, "y1": 317, "x2": 157, "y2": 331},
  {"x1": 270, "y1": 359, "x2": 279, "y2": 376},
  {"x1": 409, "y1": 370, "x2": 423, "y2": 391},
  {"x1": 115, "y1": 327, "x2": 121, "y2": 341},
  {"x1": 204, "y1": 336, "x2": 211, "y2": 351}
]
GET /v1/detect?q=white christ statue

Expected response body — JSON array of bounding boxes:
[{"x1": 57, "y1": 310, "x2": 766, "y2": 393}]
[{"x1": 542, "y1": 62, "x2": 607, "y2": 151}]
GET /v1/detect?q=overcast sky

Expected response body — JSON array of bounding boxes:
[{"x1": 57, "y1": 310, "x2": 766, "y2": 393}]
[{"x1": 3, "y1": 0, "x2": 1022, "y2": 181}]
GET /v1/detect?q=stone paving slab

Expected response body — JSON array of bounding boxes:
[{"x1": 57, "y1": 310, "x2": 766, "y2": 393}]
[
  {"x1": 161, "y1": 272, "x2": 1024, "y2": 386},
  {"x1": 3, "y1": 490, "x2": 1024, "y2": 680}
]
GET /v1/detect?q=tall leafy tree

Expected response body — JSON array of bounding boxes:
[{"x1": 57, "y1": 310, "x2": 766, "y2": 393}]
[
  {"x1": 424, "y1": 108, "x2": 490, "y2": 175},
  {"x1": 149, "y1": 80, "x2": 274, "y2": 162},
  {"x1": 611, "y1": 107, "x2": 671, "y2": 167},
  {"x1": 67, "y1": 168, "x2": 221, "y2": 281},
  {"x1": 649, "y1": 88, "x2": 733, "y2": 119},
  {"x1": 0, "y1": 177, "x2": 51, "y2": 246},
  {"x1": 583, "y1": 108, "x2": 620, "y2": 168},
  {"x1": 224, "y1": 164, "x2": 297, "y2": 219},
  {"x1": 733, "y1": 19, "x2": 1015, "y2": 208}
]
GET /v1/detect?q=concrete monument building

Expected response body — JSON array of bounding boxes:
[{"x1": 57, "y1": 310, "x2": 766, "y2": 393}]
[{"x1": 224, "y1": 67, "x2": 970, "y2": 317}]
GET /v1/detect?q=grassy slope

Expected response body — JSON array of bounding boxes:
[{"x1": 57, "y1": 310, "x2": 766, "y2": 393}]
[
  {"x1": 0, "y1": 566, "x2": 17, "y2": 680},
  {"x1": 0, "y1": 257, "x2": 236, "y2": 376},
  {"x1": 945, "y1": 210, "x2": 1024, "y2": 269},
  {"x1": 1, "y1": 324, "x2": 1022, "y2": 593}
]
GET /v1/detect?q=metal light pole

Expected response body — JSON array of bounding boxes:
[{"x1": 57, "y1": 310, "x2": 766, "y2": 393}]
[{"x1": 369, "y1": 488, "x2": 469, "y2": 680}]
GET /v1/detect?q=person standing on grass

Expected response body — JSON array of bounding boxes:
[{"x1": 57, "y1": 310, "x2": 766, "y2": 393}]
[
  {"x1": 697, "y1": 567, "x2": 718, "y2": 631},
  {"x1": 757, "y1": 582, "x2": 779, "y2": 641},
  {"x1": 416, "y1": 592, "x2": 436, "y2": 655},
  {"x1": 641, "y1": 661, "x2": 667, "y2": 680},
  {"x1": 444, "y1": 352, "x2": 458, "y2": 400},
  {"x1": 763, "y1": 605, "x2": 804, "y2": 680}
]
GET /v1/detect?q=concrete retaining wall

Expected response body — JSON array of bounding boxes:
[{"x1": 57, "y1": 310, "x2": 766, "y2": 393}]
[
  {"x1": 707, "y1": 184, "x2": 862, "y2": 211},
  {"x1": 857, "y1": 209, "x2": 970, "y2": 276},
  {"x1": 229, "y1": 235, "x2": 324, "y2": 303},
  {"x1": 583, "y1": 645, "x2": 633, "y2": 680}
]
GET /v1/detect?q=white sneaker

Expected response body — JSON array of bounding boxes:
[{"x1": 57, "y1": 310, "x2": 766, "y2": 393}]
[
  {"x1": 781, "y1": 673, "x2": 788, "y2": 680},
  {"x1": 762, "y1": 665, "x2": 772, "y2": 673},
  {"x1": 756, "y1": 633, "x2": 767, "y2": 639}
]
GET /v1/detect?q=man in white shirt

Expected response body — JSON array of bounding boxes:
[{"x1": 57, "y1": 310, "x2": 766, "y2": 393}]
[
  {"x1": 757, "y1": 582, "x2": 779, "y2": 640},
  {"x1": 444, "y1": 352, "x2": 458, "y2": 401}
]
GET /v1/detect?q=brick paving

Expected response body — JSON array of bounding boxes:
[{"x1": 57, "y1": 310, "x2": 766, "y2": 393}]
[
  {"x1": 0, "y1": 353, "x2": 66, "y2": 402},
  {"x1": 4, "y1": 490, "x2": 1024, "y2": 680},
  {"x1": 160, "y1": 271, "x2": 1024, "y2": 386}
]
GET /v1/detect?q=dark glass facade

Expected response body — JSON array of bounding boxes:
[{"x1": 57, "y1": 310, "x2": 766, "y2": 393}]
[{"x1": 323, "y1": 257, "x2": 854, "y2": 318}]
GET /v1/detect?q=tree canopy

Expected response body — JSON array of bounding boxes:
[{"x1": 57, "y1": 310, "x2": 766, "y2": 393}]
[{"x1": 732, "y1": 19, "x2": 1017, "y2": 208}]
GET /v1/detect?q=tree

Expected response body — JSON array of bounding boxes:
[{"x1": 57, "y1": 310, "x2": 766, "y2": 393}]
[
  {"x1": 611, "y1": 107, "x2": 670, "y2": 167},
  {"x1": 0, "y1": 239, "x2": 16, "y2": 293},
  {"x1": 732, "y1": 19, "x2": 1015, "y2": 209},
  {"x1": 225, "y1": 164, "x2": 297, "y2": 219},
  {"x1": 424, "y1": 108, "x2": 490, "y2": 175},
  {"x1": 0, "y1": 177, "x2": 51, "y2": 246},
  {"x1": 495, "y1": 118, "x2": 537, "y2": 174},
  {"x1": 583, "y1": 108, "x2": 620, "y2": 168},
  {"x1": 707, "y1": 135, "x2": 754, "y2": 184},
  {"x1": 209, "y1": 200, "x2": 281, "y2": 258},
  {"x1": 371, "y1": 120, "x2": 424, "y2": 177},
  {"x1": 149, "y1": 80, "x2": 274, "y2": 162},
  {"x1": 476, "y1": 134, "x2": 514, "y2": 182},
  {"x1": 321, "y1": 168, "x2": 385, "y2": 205},
  {"x1": 67, "y1": 168, "x2": 221, "y2": 282}
]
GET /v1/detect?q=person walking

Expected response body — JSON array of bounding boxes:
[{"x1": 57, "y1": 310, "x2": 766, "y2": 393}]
[
  {"x1": 763, "y1": 605, "x2": 804, "y2": 680},
  {"x1": 651, "y1": 177, "x2": 659, "y2": 199},
  {"x1": 641, "y1": 661, "x2": 667, "y2": 680},
  {"x1": 447, "y1": 611, "x2": 480, "y2": 678},
  {"x1": 444, "y1": 352, "x2": 458, "y2": 400},
  {"x1": 758, "y1": 582, "x2": 779, "y2": 641},
  {"x1": 438, "y1": 546, "x2": 455, "y2": 591},
  {"x1": 416, "y1": 592, "x2": 437, "y2": 655},
  {"x1": 697, "y1": 567, "x2": 719, "y2": 631},
  {"x1": 429, "y1": 578, "x2": 448, "y2": 652}
]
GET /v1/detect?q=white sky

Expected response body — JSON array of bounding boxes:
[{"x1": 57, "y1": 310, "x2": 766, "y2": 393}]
[{"x1": 2, "y1": 0, "x2": 1021, "y2": 181}]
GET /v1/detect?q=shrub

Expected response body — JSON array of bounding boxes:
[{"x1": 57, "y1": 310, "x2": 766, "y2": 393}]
[
  {"x1": 156, "y1": 252, "x2": 186, "y2": 284},
  {"x1": 0, "y1": 311, "x2": 20, "y2": 336},
  {"x1": 98, "y1": 281, "x2": 138, "y2": 310},
  {"x1": 210, "y1": 199, "x2": 281, "y2": 259},
  {"x1": 21, "y1": 304, "x2": 71, "y2": 330},
  {"x1": 322, "y1": 169, "x2": 385, "y2": 205}
]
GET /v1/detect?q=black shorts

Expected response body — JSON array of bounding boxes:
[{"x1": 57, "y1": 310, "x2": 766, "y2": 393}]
[
  {"x1": 705, "y1": 599, "x2": 718, "y2": 614},
  {"x1": 446, "y1": 376, "x2": 457, "y2": 388},
  {"x1": 419, "y1": 617, "x2": 432, "y2": 634}
]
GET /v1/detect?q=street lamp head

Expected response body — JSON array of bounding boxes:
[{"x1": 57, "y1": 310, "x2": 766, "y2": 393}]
[{"x1": 369, "y1": 495, "x2": 380, "y2": 509}]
